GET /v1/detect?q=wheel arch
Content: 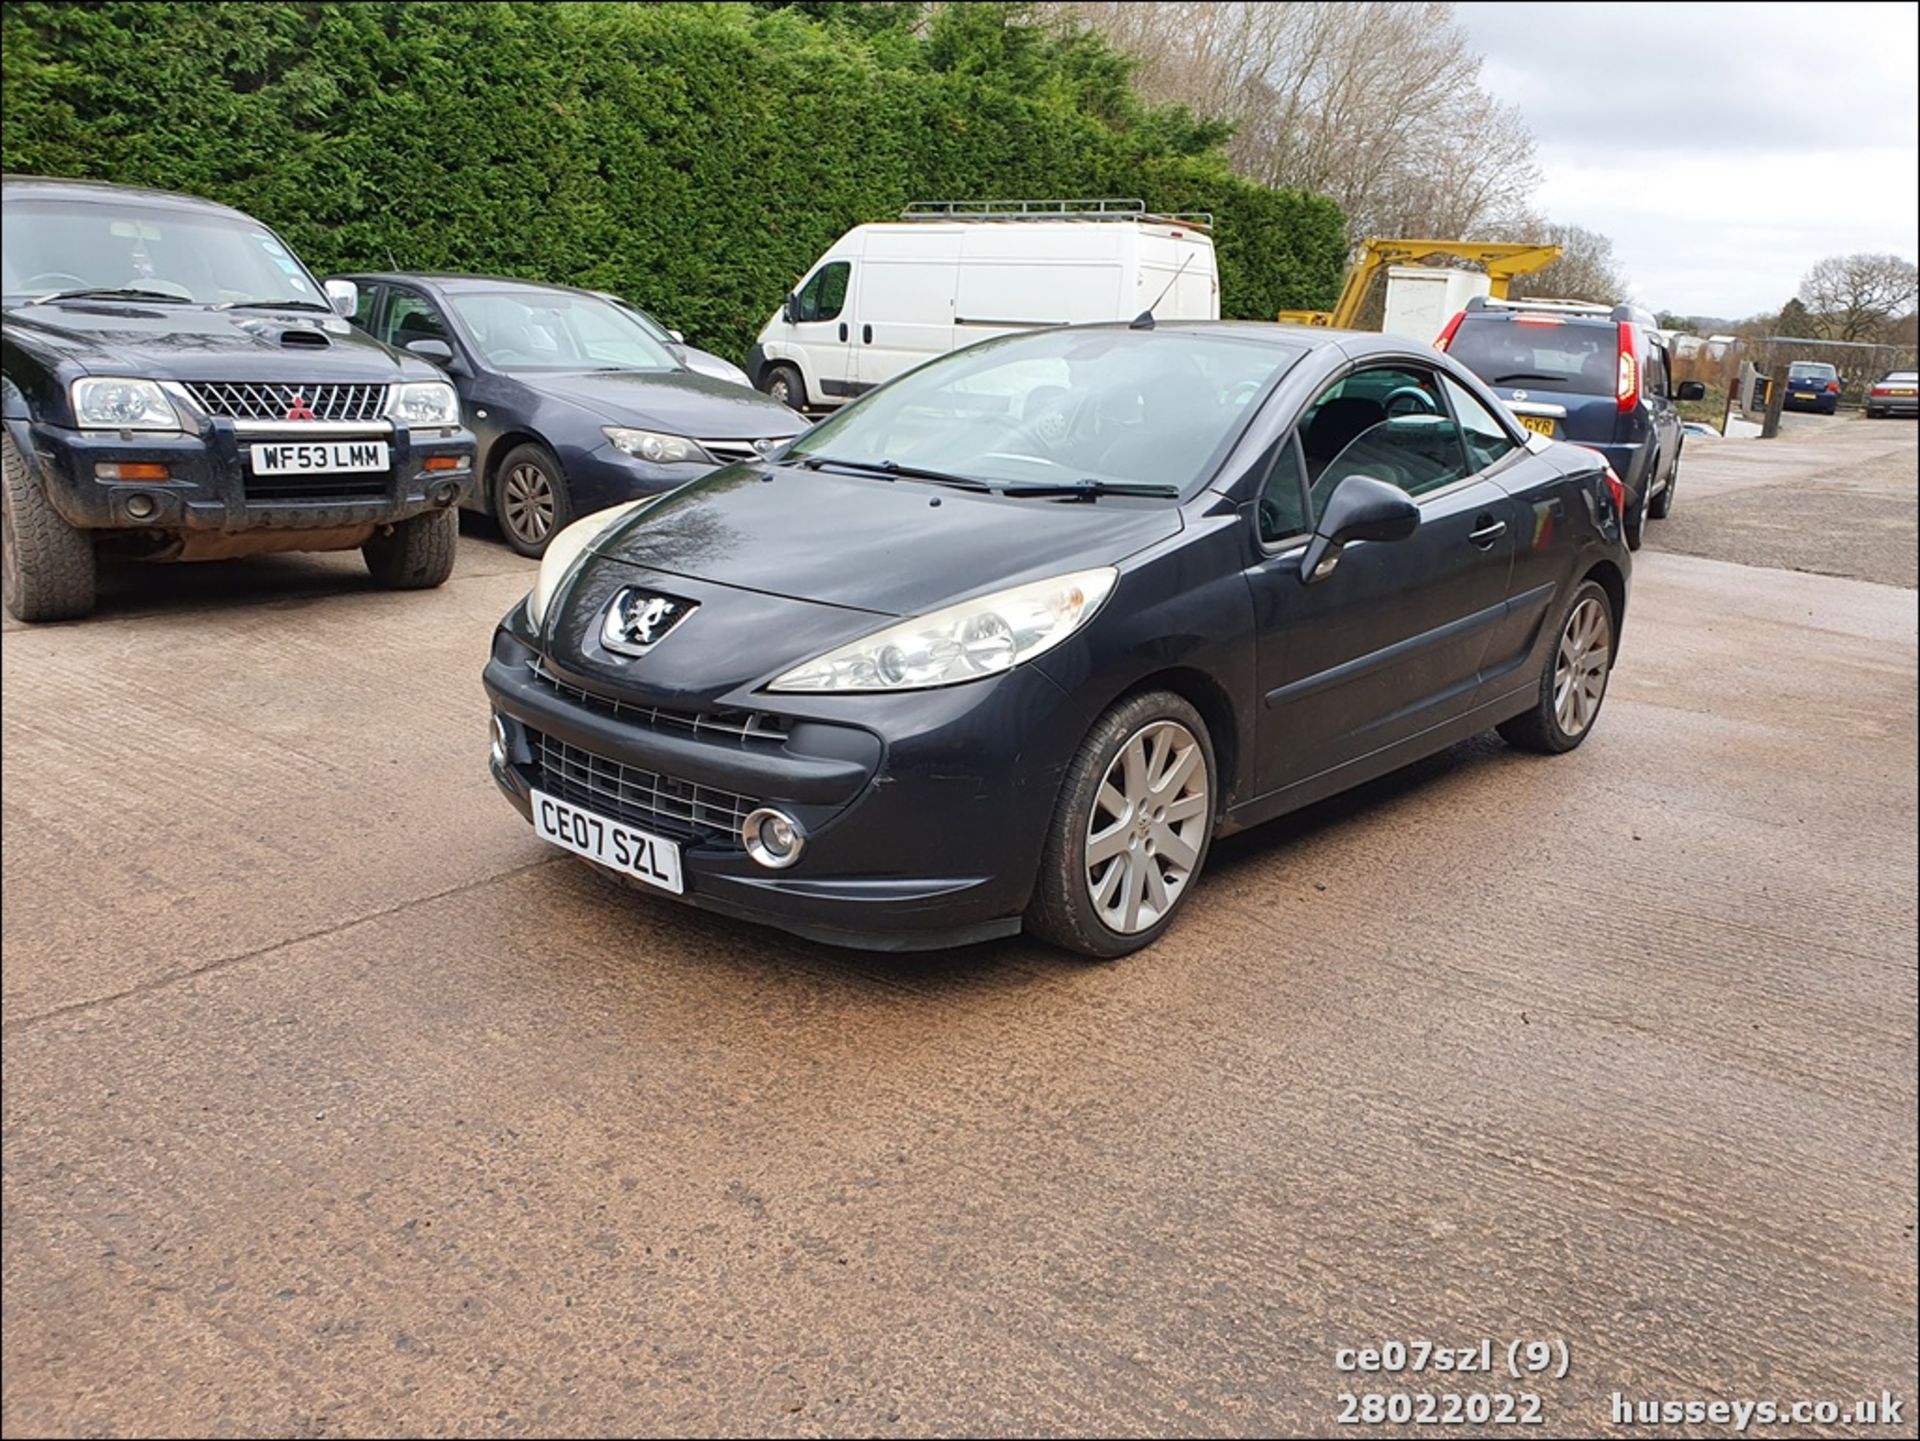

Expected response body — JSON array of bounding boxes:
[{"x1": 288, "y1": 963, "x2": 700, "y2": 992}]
[
  {"x1": 1582, "y1": 558, "x2": 1627, "y2": 657},
  {"x1": 1106, "y1": 665, "x2": 1243, "y2": 820},
  {"x1": 481, "y1": 430, "x2": 551, "y2": 515}
]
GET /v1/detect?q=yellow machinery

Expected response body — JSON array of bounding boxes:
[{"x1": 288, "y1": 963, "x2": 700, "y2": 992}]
[{"x1": 1277, "y1": 239, "x2": 1564, "y2": 329}]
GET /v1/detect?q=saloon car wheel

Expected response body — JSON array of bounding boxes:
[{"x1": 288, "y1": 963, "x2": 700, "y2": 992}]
[
  {"x1": 495, "y1": 443, "x2": 571, "y2": 558},
  {"x1": 1028, "y1": 691, "x2": 1216, "y2": 959},
  {"x1": 1497, "y1": 579, "x2": 1614, "y2": 755},
  {"x1": 1, "y1": 431, "x2": 96, "y2": 623}
]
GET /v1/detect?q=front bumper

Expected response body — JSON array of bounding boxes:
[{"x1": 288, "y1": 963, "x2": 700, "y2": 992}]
[
  {"x1": 25, "y1": 416, "x2": 474, "y2": 534},
  {"x1": 480, "y1": 616, "x2": 1091, "y2": 951}
]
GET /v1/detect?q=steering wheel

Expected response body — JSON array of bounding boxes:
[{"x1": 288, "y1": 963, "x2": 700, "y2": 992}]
[
  {"x1": 25, "y1": 271, "x2": 89, "y2": 292},
  {"x1": 1382, "y1": 385, "x2": 1438, "y2": 418}
]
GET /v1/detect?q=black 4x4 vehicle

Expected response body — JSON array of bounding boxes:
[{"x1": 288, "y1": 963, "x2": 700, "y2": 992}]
[
  {"x1": 1, "y1": 176, "x2": 476, "y2": 621},
  {"x1": 1438, "y1": 295, "x2": 1703, "y2": 549}
]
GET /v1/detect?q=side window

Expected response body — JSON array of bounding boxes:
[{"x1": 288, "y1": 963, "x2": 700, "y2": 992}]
[
  {"x1": 347, "y1": 282, "x2": 381, "y2": 333},
  {"x1": 1441, "y1": 375, "x2": 1519, "y2": 473},
  {"x1": 1645, "y1": 344, "x2": 1670, "y2": 398},
  {"x1": 381, "y1": 291, "x2": 450, "y2": 350},
  {"x1": 1257, "y1": 434, "x2": 1310, "y2": 543},
  {"x1": 1299, "y1": 365, "x2": 1468, "y2": 516},
  {"x1": 794, "y1": 261, "x2": 850, "y2": 323}
]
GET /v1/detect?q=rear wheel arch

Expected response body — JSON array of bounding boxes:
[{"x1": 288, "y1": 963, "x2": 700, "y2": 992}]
[{"x1": 1581, "y1": 558, "x2": 1626, "y2": 656}]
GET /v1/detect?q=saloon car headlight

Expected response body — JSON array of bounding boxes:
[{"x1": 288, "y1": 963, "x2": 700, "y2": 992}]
[
  {"x1": 769, "y1": 567, "x2": 1118, "y2": 693},
  {"x1": 525, "y1": 498, "x2": 654, "y2": 630},
  {"x1": 603, "y1": 427, "x2": 712, "y2": 465},
  {"x1": 386, "y1": 380, "x2": 461, "y2": 428},
  {"x1": 70, "y1": 377, "x2": 180, "y2": 431}
]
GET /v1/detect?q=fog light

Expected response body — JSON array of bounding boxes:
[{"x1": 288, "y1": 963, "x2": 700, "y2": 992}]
[
  {"x1": 124, "y1": 492, "x2": 157, "y2": 520},
  {"x1": 742, "y1": 807, "x2": 805, "y2": 869},
  {"x1": 489, "y1": 713, "x2": 508, "y2": 766}
]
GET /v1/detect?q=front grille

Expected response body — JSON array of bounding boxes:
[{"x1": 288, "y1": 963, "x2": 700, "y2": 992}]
[
  {"x1": 527, "y1": 727, "x2": 757, "y2": 848},
  {"x1": 187, "y1": 381, "x2": 389, "y2": 423},
  {"x1": 700, "y1": 436, "x2": 793, "y2": 466},
  {"x1": 242, "y1": 473, "x2": 389, "y2": 502},
  {"x1": 529, "y1": 658, "x2": 790, "y2": 744}
]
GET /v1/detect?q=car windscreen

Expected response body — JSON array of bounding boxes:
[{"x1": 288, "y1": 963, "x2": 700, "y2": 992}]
[
  {"x1": 786, "y1": 328, "x2": 1302, "y2": 494},
  {"x1": 1445, "y1": 315, "x2": 1621, "y2": 396},
  {"x1": 449, "y1": 289, "x2": 679, "y2": 372},
  {"x1": 0, "y1": 198, "x2": 323, "y2": 306}
]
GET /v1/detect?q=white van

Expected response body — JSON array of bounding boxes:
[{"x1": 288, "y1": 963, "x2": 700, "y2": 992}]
[{"x1": 747, "y1": 199, "x2": 1220, "y2": 410}]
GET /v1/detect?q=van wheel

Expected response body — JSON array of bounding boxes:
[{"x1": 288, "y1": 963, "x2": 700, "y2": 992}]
[
  {"x1": 763, "y1": 364, "x2": 805, "y2": 410},
  {"x1": 1027, "y1": 690, "x2": 1216, "y2": 960},
  {"x1": 2, "y1": 430, "x2": 96, "y2": 622},
  {"x1": 494, "y1": 442, "x2": 571, "y2": 558},
  {"x1": 362, "y1": 508, "x2": 457, "y2": 589}
]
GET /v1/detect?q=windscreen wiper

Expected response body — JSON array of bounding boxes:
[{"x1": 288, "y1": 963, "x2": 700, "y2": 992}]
[
  {"x1": 213, "y1": 297, "x2": 335, "y2": 313},
  {"x1": 998, "y1": 479, "x2": 1180, "y2": 500},
  {"x1": 796, "y1": 455, "x2": 992, "y2": 491},
  {"x1": 27, "y1": 286, "x2": 193, "y2": 306},
  {"x1": 1491, "y1": 372, "x2": 1562, "y2": 385}
]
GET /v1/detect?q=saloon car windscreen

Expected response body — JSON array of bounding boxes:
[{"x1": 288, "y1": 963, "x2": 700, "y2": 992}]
[
  {"x1": 787, "y1": 328, "x2": 1302, "y2": 493},
  {"x1": 449, "y1": 290, "x2": 681, "y2": 373},
  {"x1": 1, "y1": 199, "x2": 324, "y2": 307}
]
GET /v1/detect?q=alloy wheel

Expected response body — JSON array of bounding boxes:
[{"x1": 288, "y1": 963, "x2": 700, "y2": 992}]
[
  {"x1": 1084, "y1": 718, "x2": 1209, "y2": 935},
  {"x1": 1554, "y1": 596, "x2": 1612, "y2": 737},
  {"x1": 502, "y1": 462, "x2": 556, "y2": 547}
]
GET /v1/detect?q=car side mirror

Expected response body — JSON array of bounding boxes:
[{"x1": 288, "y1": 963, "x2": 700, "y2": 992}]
[
  {"x1": 405, "y1": 338, "x2": 458, "y2": 370},
  {"x1": 782, "y1": 293, "x2": 798, "y2": 324},
  {"x1": 668, "y1": 328, "x2": 685, "y2": 344},
  {"x1": 324, "y1": 278, "x2": 358, "y2": 318},
  {"x1": 1676, "y1": 380, "x2": 1707, "y2": 401},
  {"x1": 1300, "y1": 474, "x2": 1420, "y2": 584}
]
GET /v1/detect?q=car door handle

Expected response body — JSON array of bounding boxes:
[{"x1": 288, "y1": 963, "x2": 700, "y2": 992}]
[
  {"x1": 838, "y1": 322, "x2": 848, "y2": 342},
  {"x1": 862, "y1": 324, "x2": 872, "y2": 344},
  {"x1": 1467, "y1": 516, "x2": 1507, "y2": 548}
]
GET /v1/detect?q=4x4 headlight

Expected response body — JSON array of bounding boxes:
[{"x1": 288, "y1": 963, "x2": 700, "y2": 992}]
[
  {"x1": 604, "y1": 427, "x2": 711, "y2": 465},
  {"x1": 769, "y1": 567, "x2": 1118, "y2": 693},
  {"x1": 386, "y1": 380, "x2": 460, "y2": 427},
  {"x1": 70, "y1": 377, "x2": 180, "y2": 431},
  {"x1": 525, "y1": 498, "x2": 654, "y2": 630}
]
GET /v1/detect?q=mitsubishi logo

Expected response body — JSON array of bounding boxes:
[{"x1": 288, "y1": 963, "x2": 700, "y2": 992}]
[
  {"x1": 601, "y1": 586, "x2": 696, "y2": 657},
  {"x1": 285, "y1": 392, "x2": 317, "y2": 420}
]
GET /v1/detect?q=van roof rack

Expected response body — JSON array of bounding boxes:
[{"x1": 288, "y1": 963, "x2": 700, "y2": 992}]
[
  {"x1": 1467, "y1": 295, "x2": 1654, "y2": 325},
  {"x1": 900, "y1": 198, "x2": 1213, "y2": 230}
]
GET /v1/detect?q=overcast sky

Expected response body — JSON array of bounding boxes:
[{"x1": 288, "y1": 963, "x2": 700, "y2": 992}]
[{"x1": 1455, "y1": 1, "x2": 1919, "y2": 320}]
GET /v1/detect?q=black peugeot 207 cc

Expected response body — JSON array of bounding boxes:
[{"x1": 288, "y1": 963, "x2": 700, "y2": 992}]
[{"x1": 483, "y1": 321, "x2": 1632, "y2": 958}]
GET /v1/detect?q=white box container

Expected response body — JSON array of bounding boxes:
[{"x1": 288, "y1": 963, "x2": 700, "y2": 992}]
[{"x1": 1382, "y1": 266, "x2": 1492, "y2": 345}]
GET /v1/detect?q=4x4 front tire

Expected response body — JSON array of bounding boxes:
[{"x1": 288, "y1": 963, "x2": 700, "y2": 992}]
[{"x1": 2, "y1": 430, "x2": 96, "y2": 622}]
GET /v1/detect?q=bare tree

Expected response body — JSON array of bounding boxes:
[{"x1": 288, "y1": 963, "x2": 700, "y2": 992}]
[
  {"x1": 1504, "y1": 223, "x2": 1630, "y2": 305},
  {"x1": 1797, "y1": 253, "x2": 1919, "y2": 343},
  {"x1": 1042, "y1": 1, "x2": 1541, "y2": 242}
]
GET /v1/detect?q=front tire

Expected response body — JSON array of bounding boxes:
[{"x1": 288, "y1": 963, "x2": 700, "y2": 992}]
[
  {"x1": 1027, "y1": 691, "x2": 1216, "y2": 960},
  {"x1": 1497, "y1": 579, "x2": 1615, "y2": 755},
  {"x1": 762, "y1": 363, "x2": 806, "y2": 410},
  {"x1": 494, "y1": 442, "x2": 571, "y2": 558},
  {"x1": 362, "y1": 507, "x2": 457, "y2": 589},
  {"x1": 2, "y1": 430, "x2": 96, "y2": 622}
]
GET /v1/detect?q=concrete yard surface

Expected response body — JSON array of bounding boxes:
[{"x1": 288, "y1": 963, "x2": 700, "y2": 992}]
[{"x1": 3, "y1": 421, "x2": 1916, "y2": 1436}]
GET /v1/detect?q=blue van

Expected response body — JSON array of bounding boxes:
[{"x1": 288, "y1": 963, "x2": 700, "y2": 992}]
[{"x1": 1438, "y1": 296, "x2": 1703, "y2": 549}]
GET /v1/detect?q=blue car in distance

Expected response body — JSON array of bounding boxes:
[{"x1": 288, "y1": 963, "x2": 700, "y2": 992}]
[
  {"x1": 1783, "y1": 360, "x2": 1841, "y2": 415},
  {"x1": 1438, "y1": 295, "x2": 1704, "y2": 549},
  {"x1": 332, "y1": 273, "x2": 804, "y2": 555}
]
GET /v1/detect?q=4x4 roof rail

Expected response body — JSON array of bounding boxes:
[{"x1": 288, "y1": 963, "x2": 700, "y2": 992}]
[
  {"x1": 1466, "y1": 294, "x2": 1653, "y2": 325},
  {"x1": 900, "y1": 198, "x2": 1213, "y2": 229}
]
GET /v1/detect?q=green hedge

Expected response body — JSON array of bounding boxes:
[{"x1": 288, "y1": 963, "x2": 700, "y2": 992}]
[{"x1": 1, "y1": 1, "x2": 1345, "y2": 360}]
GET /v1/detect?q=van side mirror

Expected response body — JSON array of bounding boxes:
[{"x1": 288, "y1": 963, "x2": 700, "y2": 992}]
[
  {"x1": 668, "y1": 328, "x2": 685, "y2": 344},
  {"x1": 1676, "y1": 380, "x2": 1707, "y2": 402},
  {"x1": 1300, "y1": 474, "x2": 1420, "y2": 583},
  {"x1": 782, "y1": 293, "x2": 798, "y2": 324},
  {"x1": 324, "y1": 278, "x2": 358, "y2": 318}
]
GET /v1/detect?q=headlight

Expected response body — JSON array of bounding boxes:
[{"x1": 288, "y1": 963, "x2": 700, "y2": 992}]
[
  {"x1": 386, "y1": 380, "x2": 460, "y2": 428},
  {"x1": 524, "y1": 498, "x2": 654, "y2": 630},
  {"x1": 603, "y1": 427, "x2": 711, "y2": 465},
  {"x1": 70, "y1": 377, "x2": 180, "y2": 431},
  {"x1": 769, "y1": 567, "x2": 1117, "y2": 693}
]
